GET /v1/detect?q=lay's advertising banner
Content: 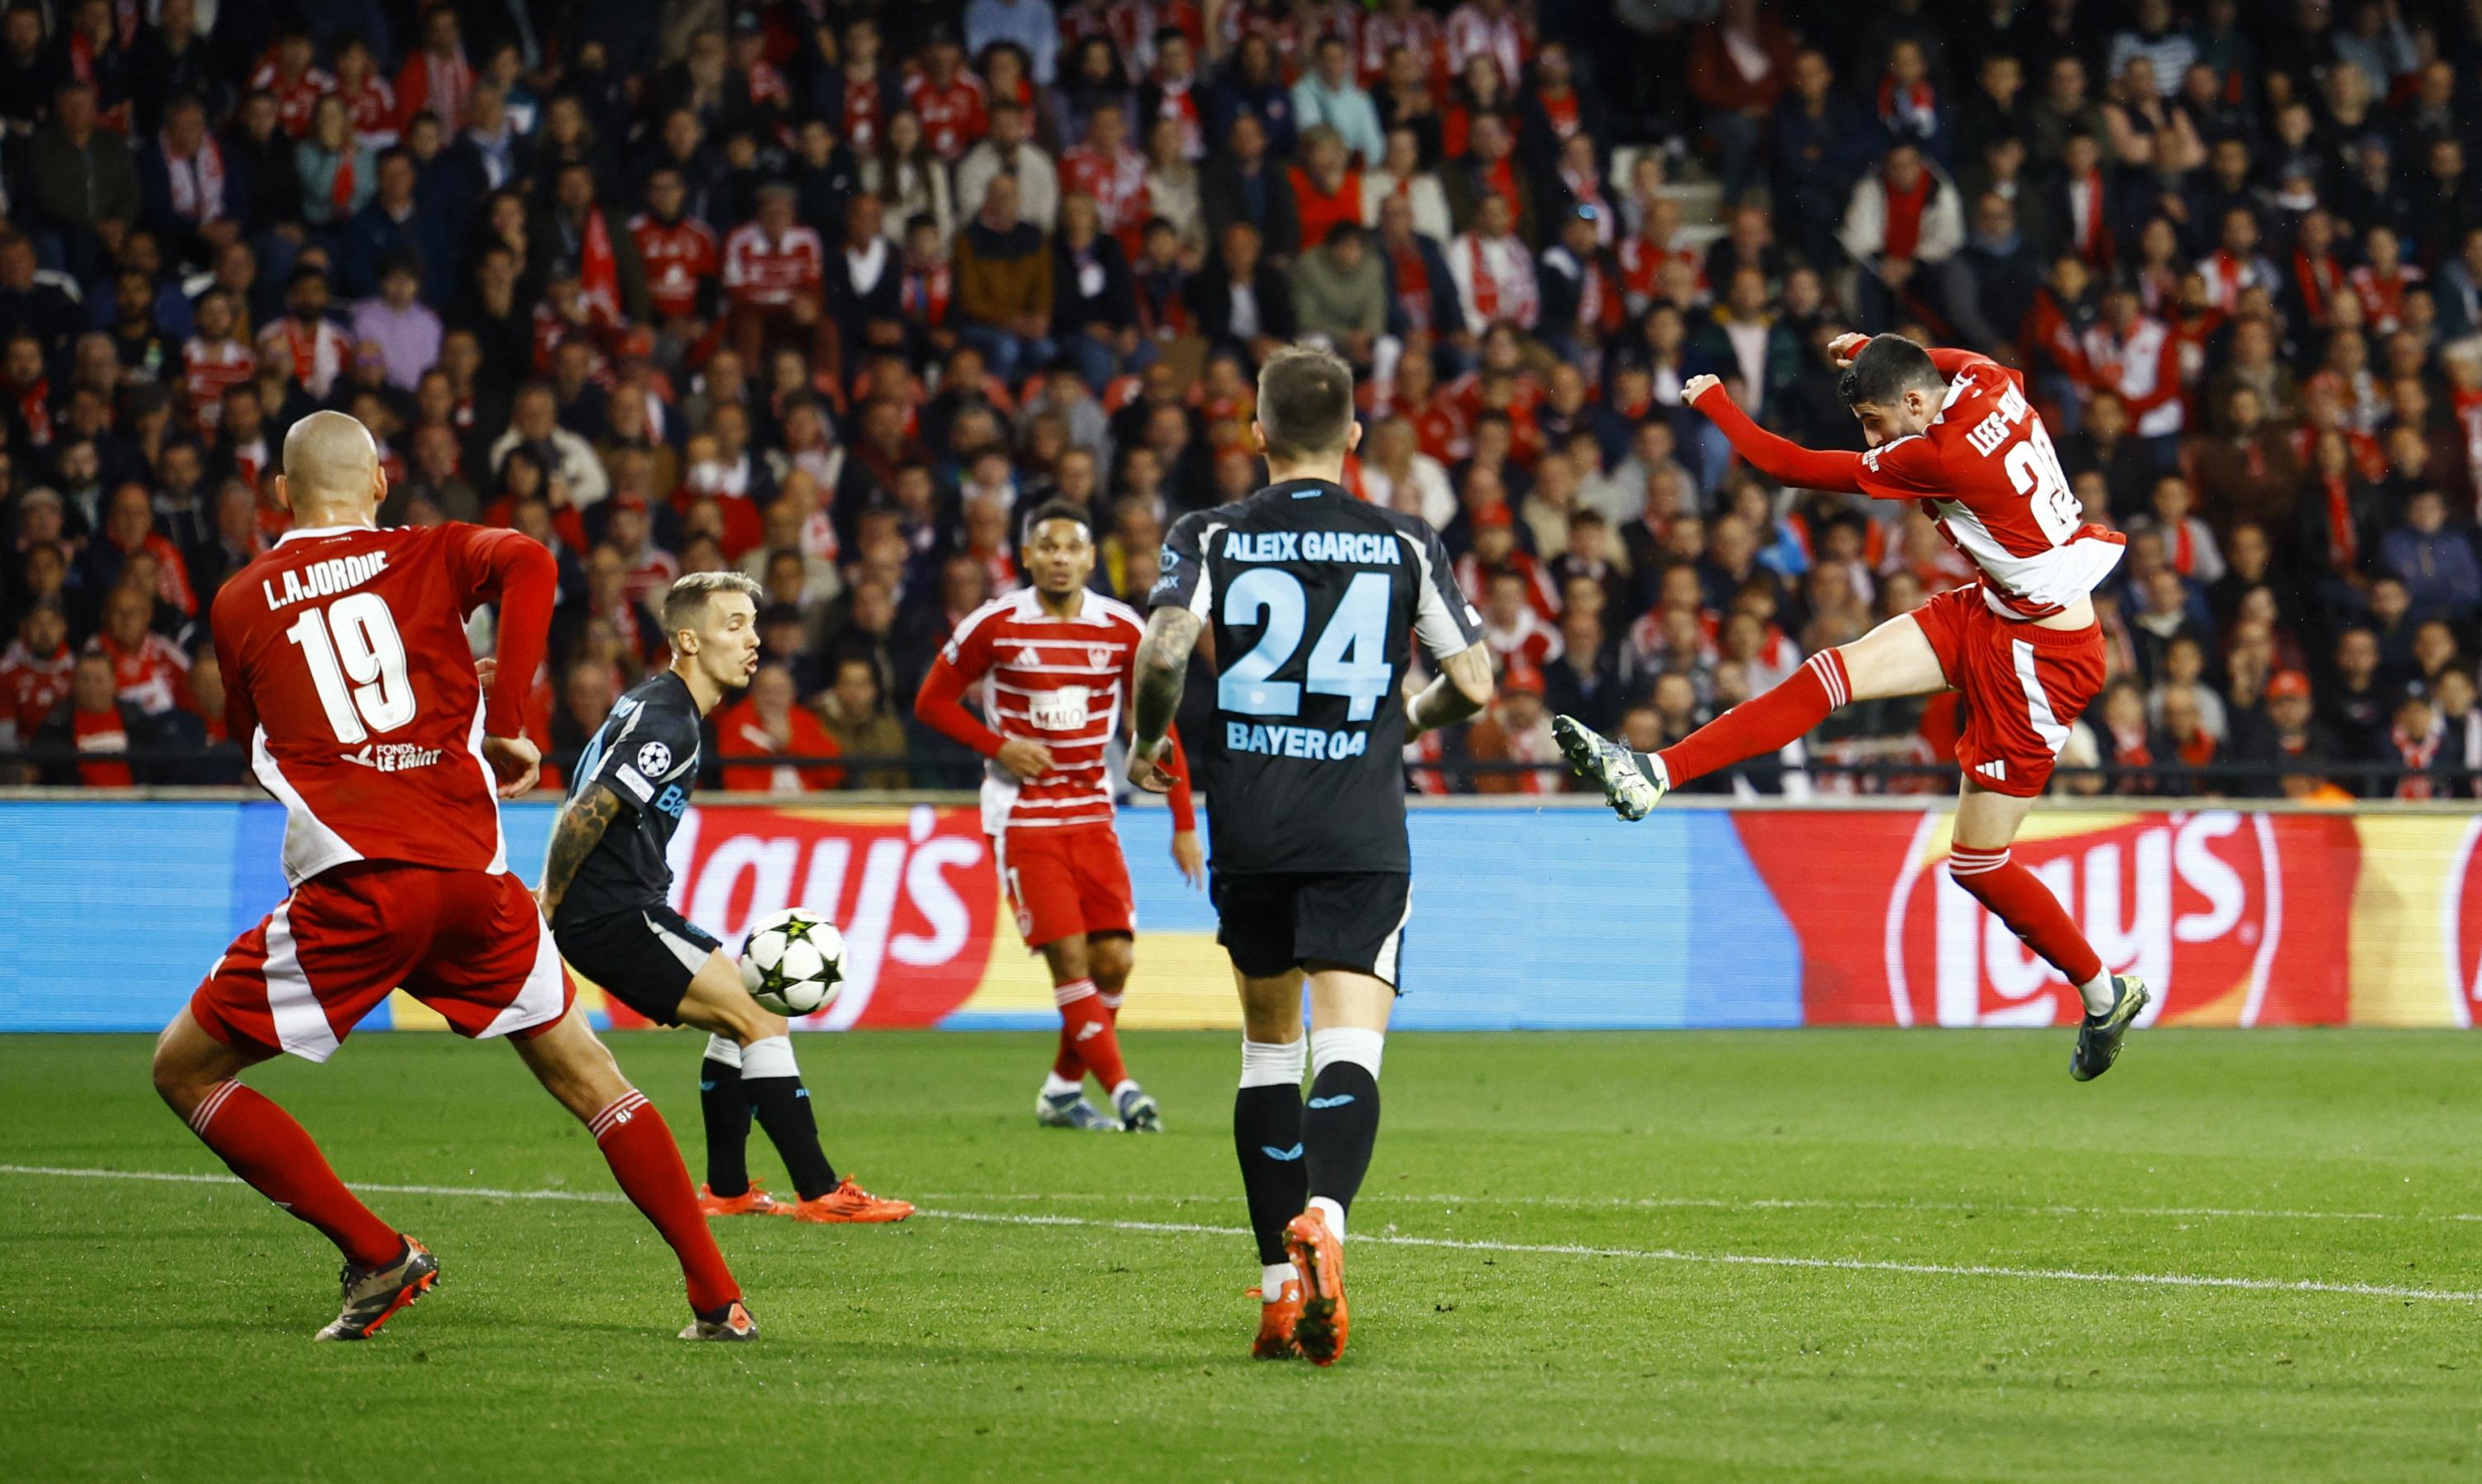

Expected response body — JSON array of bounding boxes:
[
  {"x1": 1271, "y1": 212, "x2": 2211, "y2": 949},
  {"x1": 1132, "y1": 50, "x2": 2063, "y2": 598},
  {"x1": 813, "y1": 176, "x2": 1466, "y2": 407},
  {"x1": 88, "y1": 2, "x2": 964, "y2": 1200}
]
[{"x1": 0, "y1": 799, "x2": 2475, "y2": 1032}]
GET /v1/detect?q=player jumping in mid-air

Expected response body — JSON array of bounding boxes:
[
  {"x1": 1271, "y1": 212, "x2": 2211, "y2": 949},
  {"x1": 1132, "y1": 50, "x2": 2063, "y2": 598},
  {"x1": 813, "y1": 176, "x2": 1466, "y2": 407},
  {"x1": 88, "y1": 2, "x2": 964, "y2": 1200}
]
[
  {"x1": 915, "y1": 500, "x2": 1204, "y2": 1132},
  {"x1": 1554, "y1": 333, "x2": 2151, "y2": 1077},
  {"x1": 150, "y1": 411, "x2": 758, "y2": 1342},
  {"x1": 538, "y1": 571, "x2": 913, "y2": 1224},
  {"x1": 1131, "y1": 346, "x2": 1494, "y2": 1365}
]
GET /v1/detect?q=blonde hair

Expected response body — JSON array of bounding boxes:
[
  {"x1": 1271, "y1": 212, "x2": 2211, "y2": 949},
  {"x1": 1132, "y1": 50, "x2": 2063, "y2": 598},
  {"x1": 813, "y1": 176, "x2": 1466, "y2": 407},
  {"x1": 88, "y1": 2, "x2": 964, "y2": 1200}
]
[{"x1": 660, "y1": 569, "x2": 763, "y2": 634}]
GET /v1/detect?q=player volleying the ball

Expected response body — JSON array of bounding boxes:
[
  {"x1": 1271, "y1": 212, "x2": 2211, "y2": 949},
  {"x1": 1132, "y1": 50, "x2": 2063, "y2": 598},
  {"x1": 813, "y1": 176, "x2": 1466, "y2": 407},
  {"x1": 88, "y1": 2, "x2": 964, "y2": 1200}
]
[
  {"x1": 1131, "y1": 345, "x2": 1494, "y2": 1364},
  {"x1": 151, "y1": 412, "x2": 758, "y2": 1343},
  {"x1": 915, "y1": 500, "x2": 1204, "y2": 1133},
  {"x1": 538, "y1": 571, "x2": 913, "y2": 1226},
  {"x1": 1554, "y1": 333, "x2": 2151, "y2": 1078}
]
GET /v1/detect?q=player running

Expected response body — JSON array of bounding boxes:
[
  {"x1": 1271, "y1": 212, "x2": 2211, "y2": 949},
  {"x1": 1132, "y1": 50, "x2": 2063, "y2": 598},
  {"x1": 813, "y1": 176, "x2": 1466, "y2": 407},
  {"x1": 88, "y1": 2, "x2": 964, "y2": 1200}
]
[
  {"x1": 1130, "y1": 346, "x2": 1493, "y2": 1366},
  {"x1": 149, "y1": 411, "x2": 758, "y2": 1343},
  {"x1": 915, "y1": 500, "x2": 1204, "y2": 1132},
  {"x1": 1554, "y1": 333, "x2": 2152, "y2": 1079},
  {"x1": 537, "y1": 571, "x2": 913, "y2": 1225}
]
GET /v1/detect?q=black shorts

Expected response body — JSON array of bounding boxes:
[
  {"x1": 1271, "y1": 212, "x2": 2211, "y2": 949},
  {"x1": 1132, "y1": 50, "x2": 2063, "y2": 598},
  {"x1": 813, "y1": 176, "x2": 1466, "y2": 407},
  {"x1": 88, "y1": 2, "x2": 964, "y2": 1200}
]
[
  {"x1": 552, "y1": 903, "x2": 721, "y2": 1026},
  {"x1": 1210, "y1": 870, "x2": 1412, "y2": 990}
]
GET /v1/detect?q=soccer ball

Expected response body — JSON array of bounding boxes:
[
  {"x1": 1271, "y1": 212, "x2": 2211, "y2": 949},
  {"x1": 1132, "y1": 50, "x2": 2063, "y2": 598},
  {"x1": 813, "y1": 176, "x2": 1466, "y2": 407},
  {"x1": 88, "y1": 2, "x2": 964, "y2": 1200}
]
[{"x1": 737, "y1": 909, "x2": 846, "y2": 1016}]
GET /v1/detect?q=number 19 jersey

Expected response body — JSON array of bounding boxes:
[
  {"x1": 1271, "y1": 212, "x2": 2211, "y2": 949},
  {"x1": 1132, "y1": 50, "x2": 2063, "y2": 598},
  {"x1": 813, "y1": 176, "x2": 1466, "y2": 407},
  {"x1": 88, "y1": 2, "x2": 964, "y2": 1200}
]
[
  {"x1": 1152, "y1": 478, "x2": 1483, "y2": 875},
  {"x1": 211, "y1": 522, "x2": 544, "y2": 888},
  {"x1": 1852, "y1": 351, "x2": 2125, "y2": 620}
]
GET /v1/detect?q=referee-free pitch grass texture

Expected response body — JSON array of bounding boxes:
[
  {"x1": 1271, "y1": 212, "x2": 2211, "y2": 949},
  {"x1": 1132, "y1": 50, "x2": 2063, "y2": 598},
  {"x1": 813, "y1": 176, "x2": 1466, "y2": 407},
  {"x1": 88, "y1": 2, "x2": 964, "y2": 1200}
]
[{"x1": 3, "y1": 1030, "x2": 2480, "y2": 1483}]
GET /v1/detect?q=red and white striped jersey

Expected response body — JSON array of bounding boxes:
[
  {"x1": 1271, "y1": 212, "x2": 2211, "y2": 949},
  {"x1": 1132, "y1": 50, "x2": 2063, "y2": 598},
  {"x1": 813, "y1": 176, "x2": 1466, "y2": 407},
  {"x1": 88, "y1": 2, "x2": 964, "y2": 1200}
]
[
  {"x1": 0, "y1": 639, "x2": 72, "y2": 745},
  {"x1": 256, "y1": 316, "x2": 352, "y2": 400},
  {"x1": 1443, "y1": 2, "x2": 1529, "y2": 84},
  {"x1": 1853, "y1": 351, "x2": 2126, "y2": 621},
  {"x1": 250, "y1": 59, "x2": 335, "y2": 137},
  {"x1": 1059, "y1": 141, "x2": 1151, "y2": 249},
  {"x1": 904, "y1": 69, "x2": 989, "y2": 160},
  {"x1": 1359, "y1": 7, "x2": 1445, "y2": 84},
  {"x1": 631, "y1": 213, "x2": 720, "y2": 320},
  {"x1": 89, "y1": 630, "x2": 190, "y2": 716},
  {"x1": 721, "y1": 222, "x2": 824, "y2": 306},
  {"x1": 939, "y1": 586, "x2": 1152, "y2": 833},
  {"x1": 341, "y1": 74, "x2": 400, "y2": 149},
  {"x1": 183, "y1": 335, "x2": 254, "y2": 428}
]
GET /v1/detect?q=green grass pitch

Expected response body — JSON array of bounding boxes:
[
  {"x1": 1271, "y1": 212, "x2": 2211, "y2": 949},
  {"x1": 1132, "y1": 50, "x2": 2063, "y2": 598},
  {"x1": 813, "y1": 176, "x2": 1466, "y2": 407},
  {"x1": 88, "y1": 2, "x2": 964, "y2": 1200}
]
[{"x1": 4, "y1": 1029, "x2": 2480, "y2": 1482}]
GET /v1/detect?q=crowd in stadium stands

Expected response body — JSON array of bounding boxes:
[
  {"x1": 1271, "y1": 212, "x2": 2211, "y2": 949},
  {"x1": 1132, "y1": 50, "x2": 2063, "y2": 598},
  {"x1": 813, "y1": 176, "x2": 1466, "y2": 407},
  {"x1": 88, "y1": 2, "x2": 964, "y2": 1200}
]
[{"x1": 7, "y1": 0, "x2": 2482, "y2": 802}]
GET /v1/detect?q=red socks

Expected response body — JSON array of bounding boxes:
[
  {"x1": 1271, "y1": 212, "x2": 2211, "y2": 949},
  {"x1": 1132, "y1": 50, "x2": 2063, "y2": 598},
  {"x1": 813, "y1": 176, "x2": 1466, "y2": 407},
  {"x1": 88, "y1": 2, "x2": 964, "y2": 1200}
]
[
  {"x1": 1659, "y1": 650, "x2": 1849, "y2": 788},
  {"x1": 589, "y1": 1091, "x2": 740, "y2": 1313},
  {"x1": 1051, "y1": 984, "x2": 1128, "y2": 1082},
  {"x1": 188, "y1": 1080, "x2": 402, "y2": 1268},
  {"x1": 1053, "y1": 978, "x2": 1129, "y2": 1090},
  {"x1": 1948, "y1": 846, "x2": 2106, "y2": 987}
]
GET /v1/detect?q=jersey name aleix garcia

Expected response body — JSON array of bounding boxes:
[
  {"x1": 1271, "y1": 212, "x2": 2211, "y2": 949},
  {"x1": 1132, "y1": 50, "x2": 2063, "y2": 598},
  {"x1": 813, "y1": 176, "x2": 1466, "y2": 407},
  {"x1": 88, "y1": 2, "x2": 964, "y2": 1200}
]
[
  {"x1": 558, "y1": 670, "x2": 705, "y2": 925},
  {"x1": 941, "y1": 586, "x2": 1152, "y2": 835},
  {"x1": 1853, "y1": 352, "x2": 2125, "y2": 620},
  {"x1": 212, "y1": 523, "x2": 532, "y2": 888},
  {"x1": 1152, "y1": 478, "x2": 1482, "y2": 874}
]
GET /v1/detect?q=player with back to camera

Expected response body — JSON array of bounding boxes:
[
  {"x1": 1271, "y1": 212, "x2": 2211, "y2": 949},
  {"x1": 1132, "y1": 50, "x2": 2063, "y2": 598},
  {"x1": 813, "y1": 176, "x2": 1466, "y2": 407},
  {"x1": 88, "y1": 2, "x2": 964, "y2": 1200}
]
[
  {"x1": 148, "y1": 411, "x2": 760, "y2": 1343},
  {"x1": 1130, "y1": 344, "x2": 1495, "y2": 1366},
  {"x1": 1554, "y1": 333, "x2": 2153, "y2": 1077},
  {"x1": 537, "y1": 570, "x2": 913, "y2": 1225},
  {"x1": 913, "y1": 499, "x2": 1205, "y2": 1133}
]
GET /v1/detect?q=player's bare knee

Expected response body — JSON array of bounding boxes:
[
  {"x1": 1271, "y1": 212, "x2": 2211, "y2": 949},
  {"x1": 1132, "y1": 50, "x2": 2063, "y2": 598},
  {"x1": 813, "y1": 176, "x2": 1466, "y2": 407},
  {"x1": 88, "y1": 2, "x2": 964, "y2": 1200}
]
[
  {"x1": 1087, "y1": 934, "x2": 1133, "y2": 992},
  {"x1": 1041, "y1": 936, "x2": 1091, "y2": 984}
]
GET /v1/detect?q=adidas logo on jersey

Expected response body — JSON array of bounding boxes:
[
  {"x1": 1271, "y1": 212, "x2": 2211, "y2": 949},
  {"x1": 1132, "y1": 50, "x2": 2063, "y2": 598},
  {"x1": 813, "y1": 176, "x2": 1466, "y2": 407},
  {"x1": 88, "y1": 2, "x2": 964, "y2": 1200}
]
[{"x1": 1015, "y1": 646, "x2": 1043, "y2": 667}]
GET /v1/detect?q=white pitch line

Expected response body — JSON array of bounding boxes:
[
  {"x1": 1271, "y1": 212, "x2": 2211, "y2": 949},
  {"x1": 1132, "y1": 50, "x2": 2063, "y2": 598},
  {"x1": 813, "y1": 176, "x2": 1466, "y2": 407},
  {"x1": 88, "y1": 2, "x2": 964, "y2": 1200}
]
[
  {"x1": 908, "y1": 1190, "x2": 2482, "y2": 1225},
  {"x1": 5, "y1": 1164, "x2": 2477, "y2": 1304}
]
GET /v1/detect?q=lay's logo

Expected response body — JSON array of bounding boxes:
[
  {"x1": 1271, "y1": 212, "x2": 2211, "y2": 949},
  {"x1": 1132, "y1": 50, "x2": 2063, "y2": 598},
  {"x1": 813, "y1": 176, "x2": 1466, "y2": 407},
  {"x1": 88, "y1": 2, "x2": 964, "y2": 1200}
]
[{"x1": 1735, "y1": 809, "x2": 2357, "y2": 1028}]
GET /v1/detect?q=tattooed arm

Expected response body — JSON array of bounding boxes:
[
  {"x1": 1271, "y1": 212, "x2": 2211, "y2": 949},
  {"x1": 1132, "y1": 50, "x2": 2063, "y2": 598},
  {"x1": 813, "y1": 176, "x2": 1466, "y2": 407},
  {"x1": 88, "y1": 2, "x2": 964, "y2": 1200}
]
[
  {"x1": 1405, "y1": 640, "x2": 1494, "y2": 740},
  {"x1": 535, "y1": 781, "x2": 623, "y2": 921},
  {"x1": 1126, "y1": 606, "x2": 1205, "y2": 791}
]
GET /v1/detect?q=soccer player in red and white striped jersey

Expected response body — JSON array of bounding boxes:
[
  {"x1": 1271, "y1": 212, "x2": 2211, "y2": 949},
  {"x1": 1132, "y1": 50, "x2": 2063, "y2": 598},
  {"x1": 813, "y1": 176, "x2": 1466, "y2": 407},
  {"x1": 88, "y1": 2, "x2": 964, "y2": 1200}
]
[
  {"x1": 915, "y1": 500, "x2": 1202, "y2": 1132},
  {"x1": 1557, "y1": 334, "x2": 2153, "y2": 1084}
]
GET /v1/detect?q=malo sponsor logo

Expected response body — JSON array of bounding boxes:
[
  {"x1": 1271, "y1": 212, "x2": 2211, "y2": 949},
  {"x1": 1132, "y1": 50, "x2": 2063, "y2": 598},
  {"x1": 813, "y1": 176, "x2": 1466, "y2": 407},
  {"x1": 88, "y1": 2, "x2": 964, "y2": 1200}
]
[
  {"x1": 1733, "y1": 809, "x2": 2358, "y2": 1027},
  {"x1": 652, "y1": 804, "x2": 998, "y2": 1028}
]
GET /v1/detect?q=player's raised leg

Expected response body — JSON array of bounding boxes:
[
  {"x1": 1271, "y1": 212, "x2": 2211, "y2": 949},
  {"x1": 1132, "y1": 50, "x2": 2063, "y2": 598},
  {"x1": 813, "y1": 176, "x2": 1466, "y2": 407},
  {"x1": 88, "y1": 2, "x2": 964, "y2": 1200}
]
[
  {"x1": 1949, "y1": 783, "x2": 2150, "y2": 1079},
  {"x1": 506, "y1": 1008, "x2": 755, "y2": 1338},
  {"x1": 1084, "y1": 931, "x2": 1160, "y2": 1131},
  {"x1": 1233, "y1": 966, "x2": 1310, "y2": 1359},
  {"x1": 673, "y1": 950, "x2": 913, "y2": 1223},
  {"x1": 1557, "y1": 609, "x2": 1952, "y2": 816},
  {"x1": 151, "y1": 1007, "x2": 435, "y2": 1342}
]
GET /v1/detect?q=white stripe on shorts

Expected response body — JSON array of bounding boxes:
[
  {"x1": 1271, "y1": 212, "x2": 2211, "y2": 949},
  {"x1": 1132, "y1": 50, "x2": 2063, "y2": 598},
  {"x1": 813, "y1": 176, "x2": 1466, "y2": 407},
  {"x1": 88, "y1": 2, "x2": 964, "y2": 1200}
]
[{"x1": 262, "y1": 901, "x2": 342, "y2": 1063}]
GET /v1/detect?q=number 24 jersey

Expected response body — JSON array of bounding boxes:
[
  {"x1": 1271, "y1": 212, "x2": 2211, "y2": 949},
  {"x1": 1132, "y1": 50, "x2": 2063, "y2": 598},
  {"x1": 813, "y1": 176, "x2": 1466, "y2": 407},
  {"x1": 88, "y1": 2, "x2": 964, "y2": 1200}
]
[{"x1": 1151, "y1": 479, "x2": 1483, "y2": 875}]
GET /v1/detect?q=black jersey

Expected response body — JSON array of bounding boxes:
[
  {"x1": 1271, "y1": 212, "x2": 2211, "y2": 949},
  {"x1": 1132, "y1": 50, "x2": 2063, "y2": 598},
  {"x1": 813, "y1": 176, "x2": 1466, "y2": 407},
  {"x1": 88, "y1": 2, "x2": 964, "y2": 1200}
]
[
  {"x1": 1150, "y1": 478, "x2": 1483, "y2": 874},
  {"x1": 553, "y1": 670, "x2": 705, "y2": 926}
]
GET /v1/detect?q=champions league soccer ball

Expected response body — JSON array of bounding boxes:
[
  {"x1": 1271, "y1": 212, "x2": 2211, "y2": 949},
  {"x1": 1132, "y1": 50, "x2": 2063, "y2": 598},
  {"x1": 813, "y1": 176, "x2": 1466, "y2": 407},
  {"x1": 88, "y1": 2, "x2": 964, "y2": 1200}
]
[{"x1": 737, "y1": 909, "x2": 846, "y2": 1016}]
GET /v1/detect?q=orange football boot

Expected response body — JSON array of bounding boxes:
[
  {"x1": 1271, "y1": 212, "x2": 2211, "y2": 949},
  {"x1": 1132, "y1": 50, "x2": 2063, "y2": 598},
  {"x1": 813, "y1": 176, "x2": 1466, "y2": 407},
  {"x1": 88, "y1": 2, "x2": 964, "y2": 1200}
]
[
  {"x1": 779, "y1": 1176, "x2": 914, "y2": 1223},
  {"x1": 1283, "y1": 1209, "x2": 1348, "y2": 1367},
  {"x1": 697, "y1": 1181, "x2": 783, "y2": 1217},
  {"x1": 1248, "y1": 1281, "x2": 1304, "y2": 1359}
]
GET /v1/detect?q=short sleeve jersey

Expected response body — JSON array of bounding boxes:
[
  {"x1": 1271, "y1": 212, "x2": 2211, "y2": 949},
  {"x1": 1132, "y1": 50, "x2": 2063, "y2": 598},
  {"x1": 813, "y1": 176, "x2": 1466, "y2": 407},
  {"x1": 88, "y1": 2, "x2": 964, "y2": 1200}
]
[
  {"x1": 211, "y1": 523, "x2": 527, "y2": 888},
  {"x1": 554, "y1": 669, "x2": 705, "y2": 926},
  {"x1": 1151, "y1": 478, "x2": 1483, "y2": 875},
  {"x1": 1852, "y1": 352, "x2": 2126, "y2": 620},
  {"x1": 939, "y1": 586, "x2": 1152, "y2": 835}
]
